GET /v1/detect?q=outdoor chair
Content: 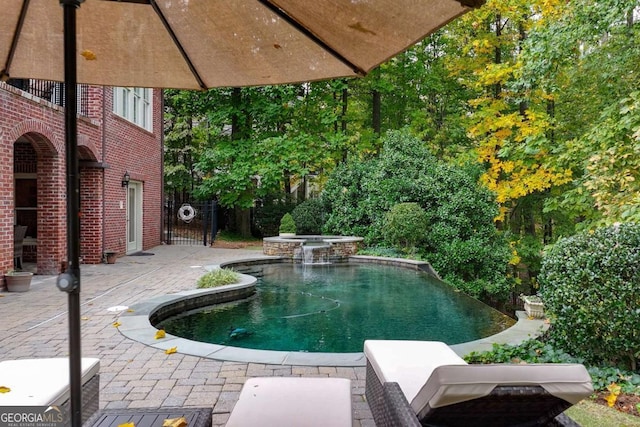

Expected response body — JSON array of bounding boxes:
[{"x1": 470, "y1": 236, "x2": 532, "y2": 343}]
[
  {"x1": 13, "y1": 225, "x2": 27, "y2": 269},
  {"x1": 0, "y1": 357, "x2": 100, "y2": 423},
  {"x1": 226, "y1": 377, "x2": 352, "y2": 426},
  {"x1": 364, "y1": 340, "x2": 593, "y2": 427}
]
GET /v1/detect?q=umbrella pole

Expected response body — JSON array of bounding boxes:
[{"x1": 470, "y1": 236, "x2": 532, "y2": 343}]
[{"x1": 57, "y1": 1, "x2": 83, "y2": 427}]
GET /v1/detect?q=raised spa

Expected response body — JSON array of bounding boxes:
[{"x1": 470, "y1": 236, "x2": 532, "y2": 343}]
[
  {"x1": 155, "y1": 261, "x2": 515, "y2": 353},
  {"x1": 262, "y1": 235, "x2": 363, "y2": 263}
]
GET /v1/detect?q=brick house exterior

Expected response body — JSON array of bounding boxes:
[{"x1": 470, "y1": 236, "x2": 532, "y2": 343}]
[{"x1": 0, "y1": 81, "x2": 163, "y2": 280}]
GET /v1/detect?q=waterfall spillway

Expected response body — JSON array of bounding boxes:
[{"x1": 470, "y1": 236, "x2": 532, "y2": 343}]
[{"x1": 302, "y1": 244, "x2": 331, "y2": 265}]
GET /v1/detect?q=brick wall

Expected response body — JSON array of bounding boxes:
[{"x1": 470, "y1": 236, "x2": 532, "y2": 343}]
[
  {"x1": 102, "y1": 88, "x2": 163, "y2": 255},
  {"x1": 0, "y1": 82, "x2": 163, "y2": 278}
]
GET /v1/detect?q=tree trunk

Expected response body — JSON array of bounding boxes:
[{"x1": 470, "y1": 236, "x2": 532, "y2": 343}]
[
  {"x1": 372, "y1": 89, "x2": 381, "y2": 135},
  {"x1": 234, "y1": 206, "x2": 252, "y2": 238}
]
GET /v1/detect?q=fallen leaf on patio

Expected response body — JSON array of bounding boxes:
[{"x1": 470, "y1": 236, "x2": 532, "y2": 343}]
[
  {"x1": 155, "y1": 329, "x2": 166, "y2": 339},
  {"x1": 80, "y1": 49, "x2": 97, "y2": 60},
  {"x1": 165, "y1": 346, "x2": 177, "y2": 354},
  {"x1": 0, "y1": 386, "x2": 10, "y2": 393},
  {"x1": 81, "y1": 316, "x2": 90, "y2": 321},
  {"x1": 162, "y1": 417, "x2": 187, "y2": 427},
  {"x1": 127, "y1": 309, "x2": 135, "y2": 313},
  {"x1": 113, "y1": 321, "x2": 121, "y2": 328},
  {"x1": 118, "y1": 422, "x2": 134, "y2": 427}
]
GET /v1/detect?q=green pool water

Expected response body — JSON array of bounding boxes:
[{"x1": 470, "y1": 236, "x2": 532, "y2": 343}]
[{"x1": 157, "y1": 263, "x2": 515, "y2": 353}]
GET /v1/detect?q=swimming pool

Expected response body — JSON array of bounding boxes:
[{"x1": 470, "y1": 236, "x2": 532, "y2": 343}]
[{"x1": 156, "y1": 262, "x2": 514, "y2": 353}]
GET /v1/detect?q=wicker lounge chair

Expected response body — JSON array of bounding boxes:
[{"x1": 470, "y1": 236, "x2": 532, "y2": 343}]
[{"x1": 364, "y1": 340, "x2": 593, "y2": 427}]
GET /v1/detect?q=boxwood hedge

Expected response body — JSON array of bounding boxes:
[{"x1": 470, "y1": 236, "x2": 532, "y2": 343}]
[{"x1": 539, "y1": 223, "x2": 640, "y2": 371}]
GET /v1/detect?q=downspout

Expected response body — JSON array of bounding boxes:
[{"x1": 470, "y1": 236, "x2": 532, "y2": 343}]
[
  {"x1": 160, "y1": 89, "x2": 165, "y2": 244},
  {"x1": 101, "y1": 86, "x2": 107, "y2": 259}
]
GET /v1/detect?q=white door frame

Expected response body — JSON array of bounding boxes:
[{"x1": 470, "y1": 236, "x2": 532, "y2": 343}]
[{"x1": 126, "y1": 181, "x2": 143, "y2": 254}]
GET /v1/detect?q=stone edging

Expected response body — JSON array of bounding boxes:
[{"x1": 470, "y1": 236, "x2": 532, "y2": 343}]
[{"x1": 116, "y1": 261, "x2": 547, "y2": 366}]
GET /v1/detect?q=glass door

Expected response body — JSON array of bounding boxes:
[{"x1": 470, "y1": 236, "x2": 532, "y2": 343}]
[{"x1": 126, "y1": 181, "x2": 143, "y2": 253}]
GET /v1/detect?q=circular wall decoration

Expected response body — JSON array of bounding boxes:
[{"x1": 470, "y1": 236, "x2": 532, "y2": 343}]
[{"x1": 178, "y1": 203, "x2": 197, "y2": 223}]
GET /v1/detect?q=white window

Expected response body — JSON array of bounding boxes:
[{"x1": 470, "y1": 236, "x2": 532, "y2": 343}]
[{"x1": 113, "y1": 87, "x2": 153, "y2": 131}]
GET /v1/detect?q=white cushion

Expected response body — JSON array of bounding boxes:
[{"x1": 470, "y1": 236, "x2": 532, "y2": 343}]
[
  {"x1": 364, "y1": 340, "x2": 467, "y2": 403},
  {"x1": 412, "y1": 363, "x2": 594, "y2": 419},
  {"x1": 0, "y1": 358, "x2": 100, "y2": 406},
  {"x1": 226, "y1": 377, "x2": 352, "y2": 427}
]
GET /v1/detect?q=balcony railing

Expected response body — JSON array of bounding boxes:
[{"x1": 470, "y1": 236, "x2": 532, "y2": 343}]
[{"x1": 6, "y1": 78, "x2": 89, "y2": 116}]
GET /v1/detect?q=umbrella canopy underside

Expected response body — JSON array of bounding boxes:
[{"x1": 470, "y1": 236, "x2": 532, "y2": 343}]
[{"x1": 1, "y1": 0, "x2": 481, "y2": 89}]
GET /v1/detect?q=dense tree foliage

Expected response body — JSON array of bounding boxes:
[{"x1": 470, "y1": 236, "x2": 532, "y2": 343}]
[{"x1": 164, "y1": 0, "x2": 640, "y2": 298}]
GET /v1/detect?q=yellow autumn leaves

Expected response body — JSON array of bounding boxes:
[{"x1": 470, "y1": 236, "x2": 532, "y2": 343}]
[
  {"x1": 118, "y1": 417, "x2": 187, "y2": 427},
  {"x1": 112, "y1": 319, "x2": 176, "y2": 355},
  {"x1": 155, "y1": 329, "x2": 176, "y2": 353},
  {"x1": 605, "y1": 383, "x2": 621, "y2": 408}
]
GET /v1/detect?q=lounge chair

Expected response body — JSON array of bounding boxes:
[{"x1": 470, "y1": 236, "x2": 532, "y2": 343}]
[
  {"x1": 364, "y1": 340, "x2": 593, "y2": 427},
  {"x1": 13, "y1": 225, "x2": 27, "y2": 269},
  {"x1": 226, "y1": 377, "x2": 352, "y2": 426},
  {"x1": 0, "y1": 358, "x2": 100, "y2": 424}
]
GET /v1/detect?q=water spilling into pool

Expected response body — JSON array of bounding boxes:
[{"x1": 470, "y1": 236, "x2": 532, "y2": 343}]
[{"x1": 156, "y1": 263, "x2": 514, "y2": 353}]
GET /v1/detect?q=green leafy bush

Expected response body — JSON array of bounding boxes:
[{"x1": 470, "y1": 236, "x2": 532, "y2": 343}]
[
  {"x1": 383, "y1": 202, "x2": 428, "y2": 252},
  {"x1": 539, "y1": 223, "x2": 640, "y2": 372},
  {"x1": 253, "y1": 194, "x2": 296, "y2": 237},
  {"x1": 278, "y1": 213, "x2": 297, "y2": 234},
  {"x1": 357, "y1": 246, "x2": 412, "y2": 259},
  {"x1": 322, "y1": 129, "x2": 512, "y2": 300},
  {"x1": 197, "y1": 268, "x2": 241, "y2": 288},
  {"x1": 292, "y1": 198, "x2": 325, "y2": 235},
  {"x1": 465, "y1": 339, "x2": 640, "y2": 394}
]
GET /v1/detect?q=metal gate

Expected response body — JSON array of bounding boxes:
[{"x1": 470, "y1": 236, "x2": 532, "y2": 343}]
[{"x1": 164, "y1": 200, "x2": 218, "y2": 245}]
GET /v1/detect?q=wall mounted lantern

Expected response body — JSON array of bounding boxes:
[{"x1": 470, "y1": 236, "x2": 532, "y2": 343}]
[{"x1": 121, "y1": 171, "x2": 130, "y2": 188}]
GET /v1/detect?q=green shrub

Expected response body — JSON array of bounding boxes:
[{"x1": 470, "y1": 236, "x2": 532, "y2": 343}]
[
  {"x1": 465, "y1": 339, "x2": 640, "y2": 394},
  {"x1": 322, "y1": 129, "x2": 512, "y2": 300},
  {"x1": 279, "y1": 213, "x2": 297, "y2": 234},
  {"x1": 539, "y1": 223, "x2": 640, "y2": 371},
  {"x1": 253, "y1": 194, "x2": 296, "y2": 237},
  {"x1": 383, "y1": 202, "x2": 428, "y2": 252},
  {"x1": 197, "y1": 268, "x2": 241, "y2": 288},
  {"x1": 292, "y1": 199, "x2": 325, "y2": 235},
  {"x1": 356, "y1": 246, "x2": 408, "y2": 259}
]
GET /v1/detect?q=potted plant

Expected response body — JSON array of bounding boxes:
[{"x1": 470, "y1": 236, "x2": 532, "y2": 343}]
[
  {"x1": 279, "y1": 213, "x2": 297, "y2": 237},
  {"x1": 4, "y1": 270, "x2": 33, "y2": 292},
  {"x1": 521, "y1": 294, "x2": 544, "y2": 319},
  {"x1": 104, "y1": 251, "x2": 118, "y2": 264}
]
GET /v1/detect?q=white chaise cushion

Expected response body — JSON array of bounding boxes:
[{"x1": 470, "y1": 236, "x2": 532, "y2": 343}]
[
  {"x1": 226, "y1": 377, "x2": 352, "y2": 427},
  {"x1": 0, "y1": 358, "x2": 100, "y2": 406},
  {"x1": 412, "y1": 363, "x2": 594, "y2": 419},
  {"x1": 364, "y1": 340, "x2": 467, "y2": 403}
]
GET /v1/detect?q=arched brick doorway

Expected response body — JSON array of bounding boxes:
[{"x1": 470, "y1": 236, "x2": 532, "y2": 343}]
[{"x1": 14, "y1": 133, "x2": 66, "y2": 275}]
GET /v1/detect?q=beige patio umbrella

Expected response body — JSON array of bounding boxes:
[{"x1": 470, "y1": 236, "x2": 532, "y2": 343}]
[{"x1": 0, "y1": 1, "x2": 484, "y2": 425}]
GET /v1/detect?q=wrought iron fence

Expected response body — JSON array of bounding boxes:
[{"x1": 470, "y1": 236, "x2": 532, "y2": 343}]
[
  {"x1": 6, "y1": 78, "x2": 90, "y2": 116},
  {"x1": 164, "y1": 200, "x2": 218, "y2": 245}
]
